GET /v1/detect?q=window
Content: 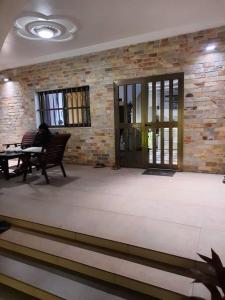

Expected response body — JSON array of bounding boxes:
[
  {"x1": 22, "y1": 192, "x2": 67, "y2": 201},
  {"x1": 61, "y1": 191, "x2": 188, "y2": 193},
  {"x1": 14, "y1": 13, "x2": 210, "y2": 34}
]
[{"x1": 37, "y1": 86, "x2": 91, "y2": 127}]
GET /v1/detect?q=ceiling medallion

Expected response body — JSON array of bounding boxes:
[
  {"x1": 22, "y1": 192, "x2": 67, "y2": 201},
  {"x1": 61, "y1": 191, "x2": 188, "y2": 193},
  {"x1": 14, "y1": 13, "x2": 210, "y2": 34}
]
[{"x1": 14, "y1": 14, "x2": 77, "y2": 42}]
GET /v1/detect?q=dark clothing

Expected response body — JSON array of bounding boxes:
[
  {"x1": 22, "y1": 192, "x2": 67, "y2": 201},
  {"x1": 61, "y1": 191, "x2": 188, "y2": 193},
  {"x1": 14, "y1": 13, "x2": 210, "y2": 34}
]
[{"x1": 33, "y1": 131, "x2": 52, "y2": 147}]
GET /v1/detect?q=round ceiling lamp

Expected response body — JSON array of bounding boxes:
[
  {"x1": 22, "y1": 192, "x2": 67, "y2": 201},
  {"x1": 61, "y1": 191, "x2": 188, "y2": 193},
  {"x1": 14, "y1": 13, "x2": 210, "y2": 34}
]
[
  {"x1": 36, "y1": 27, "x2": 55, "y2": 39},
  {"x1": 14, "y1": 14, "x2": 77, "y2": 42}
]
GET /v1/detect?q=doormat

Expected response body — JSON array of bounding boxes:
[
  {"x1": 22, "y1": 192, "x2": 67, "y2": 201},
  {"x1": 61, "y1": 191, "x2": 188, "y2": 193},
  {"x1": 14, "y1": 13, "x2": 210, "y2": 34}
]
[{"x1": 142, "y1": 168, "x2": 176, "y2": 176}]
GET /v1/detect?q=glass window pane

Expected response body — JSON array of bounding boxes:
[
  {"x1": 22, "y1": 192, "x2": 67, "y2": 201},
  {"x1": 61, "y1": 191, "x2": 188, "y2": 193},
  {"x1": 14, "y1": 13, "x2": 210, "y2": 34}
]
[
  {"x1": 78, "y1": 108, "x2": 82, "y2": 124},
  {"x1": 173, "y1": 128, "x2": 178, "y2": 165},
  {"x1": 58, "y1": 93, "x2": 63, "y2": 109},
  {"x1": 72, "y1": 93, "x2": 77, "y2": 107},
  {"x1": 127, "y1": 85, "x2": 133, "y2": 123},
  {"x1": 148, "y1": 82, "x2": 152, "y2": 122},
  {"x1": 173, "y1": 79, "x2": 178, "y2": 121},
  {"x1": 136, "y1": 84, "x2": 142, "y2": 123},
  {"x1": 156, "y1": 128, "x2": 161, "y2": 164},
  {"x1": 156, "y1": 81, "x2": 161, "y2": 122},
  {"x1": 48, "y1": 94, "x2": 54, "y2": 109},
  {"x1": 164, "y1": 81, "x2": 169, "y2": 121},
  {"x1": 68, "y1": 109, "x2": 73, "y2": 124},
  {"x1": 135, "y1": 128, "x2": 142, "y2": 151},
  {"x1": 67, "y1": 94, "x2": 72, "y2": 108},
  {"x1": 164, "y1": 128, "x2": 169, "y2": 164},
  {"x1": 119, "y1": 129, "x2": 125, "y2": 151},
  {"x1": 128, "y1": 128, "x2": 132, "y2": 151},
  {"x1": 118, "y1": 86, "x2": 124, "y2": 123},
  {"x1": 148, "y1": 128, "x2": 153, "y2": 164},
  {"x1": 77, "y1": 92, "x2": 82, "y2": 107}
]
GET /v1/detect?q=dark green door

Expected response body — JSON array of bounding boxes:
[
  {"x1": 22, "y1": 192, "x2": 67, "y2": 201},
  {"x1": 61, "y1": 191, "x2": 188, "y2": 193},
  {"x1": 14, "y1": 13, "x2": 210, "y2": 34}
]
[{"x1": 114, "y1": 73, "x2": 184, "y2": 169}]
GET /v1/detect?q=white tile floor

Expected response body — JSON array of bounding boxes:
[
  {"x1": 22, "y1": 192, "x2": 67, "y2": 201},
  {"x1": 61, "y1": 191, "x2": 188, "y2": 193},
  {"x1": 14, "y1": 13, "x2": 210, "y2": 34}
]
[{"x1": 0, "y1": 164, "x2": 225, "y2": 263}]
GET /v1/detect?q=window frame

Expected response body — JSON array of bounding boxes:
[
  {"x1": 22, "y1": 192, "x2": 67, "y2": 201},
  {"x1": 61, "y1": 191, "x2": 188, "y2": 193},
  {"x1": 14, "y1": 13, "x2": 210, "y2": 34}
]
[{"x1": 37, "y1": 86, "x2": 91, "y2": 128}]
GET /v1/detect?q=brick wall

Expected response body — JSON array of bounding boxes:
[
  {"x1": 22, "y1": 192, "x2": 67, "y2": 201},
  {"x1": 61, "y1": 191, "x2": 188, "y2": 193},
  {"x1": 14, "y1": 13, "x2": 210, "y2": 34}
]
[{"x1": 0, "y1": 26, "x2": 225, "y2": 173}]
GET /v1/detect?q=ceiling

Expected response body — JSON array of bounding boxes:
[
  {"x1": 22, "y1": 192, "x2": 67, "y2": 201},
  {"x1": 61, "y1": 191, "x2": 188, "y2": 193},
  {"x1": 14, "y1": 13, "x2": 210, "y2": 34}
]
[{"x1": 0, "y1": 0, "x2": 225, "y2": 71}]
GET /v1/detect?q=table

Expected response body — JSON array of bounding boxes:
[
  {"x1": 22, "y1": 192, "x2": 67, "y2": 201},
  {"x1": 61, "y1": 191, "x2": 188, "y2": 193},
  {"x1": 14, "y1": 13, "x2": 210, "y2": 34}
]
[{"x1": 0, "y1": 152, "x2": 24, "y2": 180}]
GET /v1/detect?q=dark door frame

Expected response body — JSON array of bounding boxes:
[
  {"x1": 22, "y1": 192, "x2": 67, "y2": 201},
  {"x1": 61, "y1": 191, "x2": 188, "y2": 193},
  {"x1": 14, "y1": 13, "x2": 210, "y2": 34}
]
[{"x1": 114, "y1": 72, "x2": 184, "y2": 170}]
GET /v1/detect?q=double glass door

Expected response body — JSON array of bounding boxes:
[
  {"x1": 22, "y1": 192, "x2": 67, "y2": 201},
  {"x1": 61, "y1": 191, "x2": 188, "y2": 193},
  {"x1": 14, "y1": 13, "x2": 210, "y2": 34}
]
[{"x1": 114, "y1": 73, "x2": 183, "y2": 169}]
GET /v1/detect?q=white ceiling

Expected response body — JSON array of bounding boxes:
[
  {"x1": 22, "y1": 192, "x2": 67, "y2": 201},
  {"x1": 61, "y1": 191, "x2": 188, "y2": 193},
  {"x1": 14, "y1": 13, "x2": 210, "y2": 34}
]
[{"x1": 0, "y1": 0, "x2": 225, "y2": 71}]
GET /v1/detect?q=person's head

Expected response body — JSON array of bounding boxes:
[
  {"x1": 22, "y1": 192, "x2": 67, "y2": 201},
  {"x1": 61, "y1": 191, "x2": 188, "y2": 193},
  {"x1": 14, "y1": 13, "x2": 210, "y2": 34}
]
[{"x1": 38, "y1": 123, "x2": 50, "y2": 134}]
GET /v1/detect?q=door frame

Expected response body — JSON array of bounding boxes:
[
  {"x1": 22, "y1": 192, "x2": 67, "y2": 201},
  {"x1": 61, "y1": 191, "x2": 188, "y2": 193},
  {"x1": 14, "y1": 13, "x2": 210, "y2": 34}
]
[{"x1": 114, "y1": 72, "x2": 184, "y2": 170}]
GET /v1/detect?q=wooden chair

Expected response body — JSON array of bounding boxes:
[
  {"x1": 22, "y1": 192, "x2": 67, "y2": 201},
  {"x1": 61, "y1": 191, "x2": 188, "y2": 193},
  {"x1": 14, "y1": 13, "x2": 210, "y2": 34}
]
[
  {"x1": 23, "y1": 134, "x2": 71, "y2": 184},
  {"x1": 3, "y1": 131, "x2": 37, "y2": 149},
  {"x1": 3, "y1": 131, "x2": 37, "y2": 167}
]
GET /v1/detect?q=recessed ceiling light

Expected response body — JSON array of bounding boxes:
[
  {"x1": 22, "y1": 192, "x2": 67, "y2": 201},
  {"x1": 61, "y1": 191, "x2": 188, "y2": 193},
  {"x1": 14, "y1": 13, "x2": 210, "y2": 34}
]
[
  {"x1": 3, "y1": 78, "x2": 9, "y2": 82},
  {"x1": 206, "y1": 44, "x2": 216, "y2": 51},
  {"x1": 36, "y1": 27, "x2": 55, "y2": 39}
]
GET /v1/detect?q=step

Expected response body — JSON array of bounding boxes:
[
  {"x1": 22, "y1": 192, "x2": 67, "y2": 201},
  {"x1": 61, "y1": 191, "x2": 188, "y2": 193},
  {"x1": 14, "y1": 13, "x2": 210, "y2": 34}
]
[
  {"x1": 0, "y1": 283, "x2": 37, "y2": 300},
  {"x1": 0, "y1": 214, "x2": 201, "y2": 271},
  {"x1": 0, "y1": 227, "x2": 194, "y2": 299},
  {"x1": 0, "y1": 253, "x2": 141, "y2": 300}
]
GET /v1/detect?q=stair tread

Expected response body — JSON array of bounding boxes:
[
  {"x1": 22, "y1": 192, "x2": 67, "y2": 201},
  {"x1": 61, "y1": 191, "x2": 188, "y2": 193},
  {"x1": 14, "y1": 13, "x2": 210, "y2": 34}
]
[
  {"x1": 0, "y1": 202, "x2": 200, "y2": 262},
  {"x1": 0, "y1": 254, "x2": 128, "y2": 300},
  {"x1": 0, "y1": 228, "x2": 193, "y2": 297}
]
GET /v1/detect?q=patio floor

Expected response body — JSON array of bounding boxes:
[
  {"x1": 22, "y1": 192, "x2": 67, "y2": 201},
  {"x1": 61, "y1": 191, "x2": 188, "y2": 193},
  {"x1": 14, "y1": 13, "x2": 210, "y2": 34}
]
[{"x1": 0, "y1": 164, "x2": 225, "y2": 264}]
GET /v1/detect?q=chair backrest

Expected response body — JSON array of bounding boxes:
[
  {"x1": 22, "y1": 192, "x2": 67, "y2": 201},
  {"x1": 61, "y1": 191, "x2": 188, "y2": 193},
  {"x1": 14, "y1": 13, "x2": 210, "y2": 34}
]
[
  {"x1": 43, "y1": 134, "x2": 71, "y2": 165},
  {"x1": 21, "y1": 131, "x2": 37, "y2": 148}
]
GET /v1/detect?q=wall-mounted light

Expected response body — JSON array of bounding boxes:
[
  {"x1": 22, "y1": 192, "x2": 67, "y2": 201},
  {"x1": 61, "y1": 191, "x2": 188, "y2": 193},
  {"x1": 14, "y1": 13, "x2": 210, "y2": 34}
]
[
  {"x1": 0, "y1": 75, "x2": 11, "y2": 83},
  {"x1": 206, "y1": 44, "x2": 216, "y2": 51}
]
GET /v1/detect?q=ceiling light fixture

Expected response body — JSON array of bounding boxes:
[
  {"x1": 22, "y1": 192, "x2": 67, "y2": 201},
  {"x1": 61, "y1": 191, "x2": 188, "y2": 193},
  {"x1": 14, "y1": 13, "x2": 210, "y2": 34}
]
[
  {"x1": 206, "y1": 44, "x2": 216, "y2": 51},
  {"x1": 3, "y1": 78, "x2": 10, "y2": 82},
  {"x1": 36, "y1": 27, "x2": 55, "y2": 39},
  {"x1": 14, "y1": 14, "x2": 77, "y2": 42}
]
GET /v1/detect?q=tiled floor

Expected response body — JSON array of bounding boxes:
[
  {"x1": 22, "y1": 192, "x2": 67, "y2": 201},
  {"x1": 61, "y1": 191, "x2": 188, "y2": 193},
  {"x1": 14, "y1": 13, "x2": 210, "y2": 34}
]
[{"x1": 0, "y1": 164, "x2": 225, "y2": 263}]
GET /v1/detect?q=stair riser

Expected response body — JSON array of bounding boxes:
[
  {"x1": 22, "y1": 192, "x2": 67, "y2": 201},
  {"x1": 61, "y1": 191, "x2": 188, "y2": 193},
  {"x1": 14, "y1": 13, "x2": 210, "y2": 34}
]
[
  {"x1": 0, "y1": 273, "x2": 63, "y2": 300},
  {"x1": 0, "y1": 215, "x2": 197, "y2": 270},
  {"x1": 0, "y1": 239, "x2": 189, "y2": 300}
]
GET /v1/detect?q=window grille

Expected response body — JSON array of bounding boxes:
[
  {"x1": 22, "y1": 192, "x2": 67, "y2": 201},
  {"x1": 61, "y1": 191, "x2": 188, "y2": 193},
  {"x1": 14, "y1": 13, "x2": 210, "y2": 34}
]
[{"x1": 37, "y1": 86, "x2": 91, "y2": 127}]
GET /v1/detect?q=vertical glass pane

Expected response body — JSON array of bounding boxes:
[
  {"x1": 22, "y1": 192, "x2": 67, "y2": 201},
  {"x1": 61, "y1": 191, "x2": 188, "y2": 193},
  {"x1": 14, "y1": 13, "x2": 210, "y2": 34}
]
[
  {"x1": 127, "y1": 85, "x2": 133, "y2": 123},
  {"x1": 164, "y1": 80, "x2": 169, "y2": 121},
  {"x1": 77, "y1": 92, "x2": 82, "y2": 107},
  {"x1": 156, "y1": 128, "x2": 161, "y2": 164},
  {"x1": 119, "y1": 129, "x2": 125, "y2": 151},
  {"x1": 67, "y1": 94, "x2": 72, "y2": 108},
  {"x1": 148, "y1": 128, "x2": 153, "y2": 164},
  {"x1": 78, "y1": 108, "x2": 82, "y2": 124},
  {"x1": 148, "y1": 82, "x2": 152, "y2": 122},
  {"x1": 128, "y1": 128, "x2": 132, "y2": 151},
  {"x1": 72, "y1": 93, "x2": 77, "y2": 107},
  {"x1": 135, "y1": 128, "x2": 142, "y2": 151},
  {"x1": 136, "y1": 84, "x2": 141, "y2": 123},
  {"x1": 119, "y1": 86, "x2": 124, "y2": 103},
  {"x1": 48, "y1": 94, "x2": 54, "y2": 109},
  {"x1": 44, "y1": 94, "x2": 51, "y2": 126},
  {"x1": 164, "y1": 128, "x2": 169, "y2": 164},
  {"x1": 173, "y1": 128, "x2": 178, "y2": 165},
  {"x1": 68, "y1": 109, "x2": 73, "y2": 124},
  {"x1": 81, "y1": 91, "x2": 86, "y2": 106},
  {"x1": 82, "y1": 108, "x2": 87, "y2": 124},
  {"x1": 173, "y1": 79, "x2": 178, "y2": 121},
  {"x1": 119, "y1": 86, "x2": 124, "y2": 123},
  {"x1": 156, "y1": 81, "x2": 161, "y2": 122},
  {"x1": 58, "y1": 93, "x2": 63, "y2": 109}
]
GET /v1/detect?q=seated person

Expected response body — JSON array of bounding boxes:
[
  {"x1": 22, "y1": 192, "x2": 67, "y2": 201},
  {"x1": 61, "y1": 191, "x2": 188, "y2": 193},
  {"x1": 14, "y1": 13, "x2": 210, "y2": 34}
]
[
  {"x1": 14, "y1": 123, "x2": 52, "y2": 173},
  {"x1": 33, "y1": 122, "x2": 52, "y2": 147}
]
